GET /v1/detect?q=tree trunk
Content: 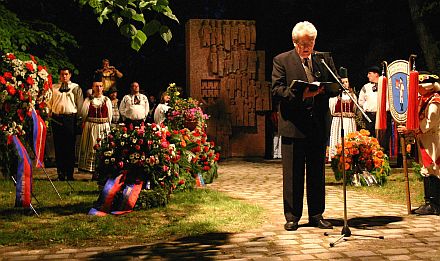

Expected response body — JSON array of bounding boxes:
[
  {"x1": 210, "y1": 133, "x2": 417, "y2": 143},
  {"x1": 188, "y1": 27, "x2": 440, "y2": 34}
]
[{"x1": 408, "y1": 0, "x2": 440, "y2": 74}]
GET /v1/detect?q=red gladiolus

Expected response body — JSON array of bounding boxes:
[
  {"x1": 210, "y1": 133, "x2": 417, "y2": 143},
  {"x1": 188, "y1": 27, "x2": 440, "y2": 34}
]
[
  {"x1": 135, "y1": 145, "x2": 141, "y2": 151},
  {"x1": 37, "y1": 65, "x2": 44, "y2": 71},
  {"x1": 93, "y1": 143, "x2": 100, "y2": 150},
  {"x1": 178, "y1": 180, "x2": 185, "y2": 185},
  {"x1": 203, "y1": 146, "x2": 209, "y2": 152},
  {"x1": 96, "y1": 137, "x2": 102, "y2": 142},
  {"x1": 162, "y1": 165, "x2": 169, "y2": 172},
  {"x1": 203, "y1": 166, "x2": 211, "y2": 171},
  {"x1": 122, "y1": 127, "x2": 128, "y2": 133},
  {"x1": 110, "y1": 141, "x2": 116, "y2": 147},
  {"x1": 0, "y1": 76, "x2": 6, "y2": 84},
  {"x1": 137, "y1": 139, "x2": 144, "y2": 145},
  {"x1": 6, "y1": 84, "x2": 16, "y2": 95},
  {"x1": 108, "y1": 134, "x2": 114, "y2": 140}
]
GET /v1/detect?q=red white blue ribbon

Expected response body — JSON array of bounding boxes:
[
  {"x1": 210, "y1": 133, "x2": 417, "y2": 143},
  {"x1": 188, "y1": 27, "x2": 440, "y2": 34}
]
[
  {"x1": 12, "y1": 135, "x2": 32, "y2": 208},
  {"x1": 31, "y1": 108, "x2": 47, "y2": 168}
]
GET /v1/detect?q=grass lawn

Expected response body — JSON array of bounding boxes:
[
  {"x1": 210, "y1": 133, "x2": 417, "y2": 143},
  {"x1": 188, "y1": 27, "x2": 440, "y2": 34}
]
[
  {"x1": 325, "y1": 167, "x2": 424, "y2": 207},
  {"x1": 0, "y1": 178, "x2": 265, "y2": 249}
]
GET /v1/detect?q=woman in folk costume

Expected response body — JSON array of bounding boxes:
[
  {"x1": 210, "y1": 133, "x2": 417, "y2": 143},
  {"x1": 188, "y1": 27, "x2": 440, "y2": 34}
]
[
  {"x1": 78, "y1": 78, "x2": 112, "y2": 172},
  {"x1": 328, "y1": 67, "x2": 357, "y2": 161},
  {"x1": 153, "y1": 91, "x2": 171, "y2": 124},
  {"x1": 399, "y1": 72, "x2": 440, "y2": 215}
]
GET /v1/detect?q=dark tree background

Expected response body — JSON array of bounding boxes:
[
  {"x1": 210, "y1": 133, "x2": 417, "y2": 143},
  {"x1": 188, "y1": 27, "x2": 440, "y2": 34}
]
[{"x1": 4, "y1": 0, "x2": 437, "y2": 97}]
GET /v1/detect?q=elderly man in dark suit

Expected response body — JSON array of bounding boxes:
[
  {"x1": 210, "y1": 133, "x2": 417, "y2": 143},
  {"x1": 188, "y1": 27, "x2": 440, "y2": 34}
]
[{"x1": 272, "y1": 21, "x2": 339, "y2": 231}]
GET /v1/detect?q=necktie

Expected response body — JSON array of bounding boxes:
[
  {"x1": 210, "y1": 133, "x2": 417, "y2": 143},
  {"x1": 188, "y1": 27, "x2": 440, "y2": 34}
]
[
  {"x1": 134, "y1": 95, "x2": 140, "y2": 105},
  {"x1": 59, "y1": 83, "x2": 69, "y2": 92},
  {"x1": 303, "y1": 58, "x2": 309, "y2": 68},
  {"x1": 303, "y1": 58, "x2": 315, "y2": 82}
]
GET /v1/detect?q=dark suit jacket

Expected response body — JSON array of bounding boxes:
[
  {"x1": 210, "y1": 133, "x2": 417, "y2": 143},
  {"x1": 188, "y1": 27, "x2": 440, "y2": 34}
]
[{"x1": 272, "y1": 50, "x2": 338, "y2": 144}]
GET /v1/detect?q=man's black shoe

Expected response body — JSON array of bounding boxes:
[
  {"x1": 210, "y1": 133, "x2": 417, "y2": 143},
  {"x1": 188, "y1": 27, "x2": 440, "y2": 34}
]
[
  {"x1": 284, "y1": 221, "x2": 299, "y2": 231},
  {"x1": 310, "y1": 219, "x2": 333, "y2": 229}
]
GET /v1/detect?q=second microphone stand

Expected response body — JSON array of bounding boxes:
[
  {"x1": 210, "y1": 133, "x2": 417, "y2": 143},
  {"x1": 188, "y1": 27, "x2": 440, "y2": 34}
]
[{"x1": 320, "y1": 60, "x2": 384, "y2": 247}]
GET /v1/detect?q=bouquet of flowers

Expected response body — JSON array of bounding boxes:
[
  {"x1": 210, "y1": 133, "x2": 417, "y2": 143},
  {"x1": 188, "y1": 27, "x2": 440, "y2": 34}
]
[
  {"x1": 331, "y1": 129, "x2": 391, "y2": 185},
  {"x1": 0, "y1": 53, "x2": 52, "y2": 137},
  {"x1": 164, "y1": 83, "x2": 209, "y2": 130},
  {"x1": 95, "y1": 123, "x2": 183, "y2": 192}
]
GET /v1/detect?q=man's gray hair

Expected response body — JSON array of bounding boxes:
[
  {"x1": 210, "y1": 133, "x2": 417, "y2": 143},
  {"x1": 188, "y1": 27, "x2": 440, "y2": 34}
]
[{"x1": 291, "y1": 21, "x2": 317, "y2": 43}]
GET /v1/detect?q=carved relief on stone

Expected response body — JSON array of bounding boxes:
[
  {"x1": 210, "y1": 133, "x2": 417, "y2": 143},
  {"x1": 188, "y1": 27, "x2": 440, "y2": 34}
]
[
  {"x1": 239, "y1": 44, "x2": 248, "y2": 73},
  {"x1": 210, "y1": 20, "x2": 217, "y2": 46},
  {"x1": 224, "y1": 53, "x2": 233, "y2": 75},
  {"x1": 201, "y1": 79, "x2": 220, "y2": 98},
  {"x1": 217, "y1": 45, "x2": 226, "y2": 77},
  {"x1": 248, "y1": 51, "x2": 257, "y2": 79},
  {"x1": 216, "y1": 20, "x2": 223, "y2": 46},
  {"x1": 223, "y1": 21, "x2": 231, "y2": 51},
  {"x1": 200, "y1": 19, "x2": 211, "y2": 47},
  {"x1": 249, "y1": 21, "x2": 257, "y2": 50},
  {"x1": 238, "y1": 21, "x2": 246, "y2": 45},
  {"x1": 231, "y1": 45, "x2": 240, "y2": 73},
  {"x1": 210, "y1": 45, "x2": 218, "y2": 74},
  {"x1": 231, "y1": 21, "x2": 239, "y2": 46}
]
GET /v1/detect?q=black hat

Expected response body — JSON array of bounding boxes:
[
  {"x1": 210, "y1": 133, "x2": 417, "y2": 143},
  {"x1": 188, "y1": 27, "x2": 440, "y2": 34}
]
[
  {"x1": 339, "y1": 67, "x2": 348, "y2": 78},
  {"x1": 107, "y1": 86, "x2": 118, "y2": 95},
  {"x1": 367, "y1": 66, "x2": 380, "y2": 74},
  {"x1": 92, "y1": 73, "x2": 103, "y2": 83},
  {"x1": 418, "y1": 71, "x2": 439, "y2": 84}
]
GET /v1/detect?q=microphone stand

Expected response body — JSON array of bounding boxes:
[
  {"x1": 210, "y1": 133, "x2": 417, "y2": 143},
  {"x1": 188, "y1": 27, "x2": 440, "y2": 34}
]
[{"x1": 320, "y1": 59, "x2": 384, "y2": 247}]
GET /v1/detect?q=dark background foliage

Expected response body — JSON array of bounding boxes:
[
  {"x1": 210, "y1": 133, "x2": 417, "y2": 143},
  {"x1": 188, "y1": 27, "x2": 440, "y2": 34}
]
[{"x1": 3, "y1": 0, "x2": 438, "y2": 97}]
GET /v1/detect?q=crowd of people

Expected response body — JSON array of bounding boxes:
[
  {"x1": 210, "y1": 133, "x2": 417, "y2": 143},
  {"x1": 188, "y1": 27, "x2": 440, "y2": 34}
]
[
  {"x1": 48, "y1": 59, "x2": 166, "y2": 180},
  {"x1": 271, "y1": 20, "x2": 440, "y2": 231}
]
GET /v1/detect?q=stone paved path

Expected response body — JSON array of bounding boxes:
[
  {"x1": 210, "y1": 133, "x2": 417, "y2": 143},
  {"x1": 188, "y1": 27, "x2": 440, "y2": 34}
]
[{"x1": 1, "y1": 159, "x2": 440, "y2": 260}]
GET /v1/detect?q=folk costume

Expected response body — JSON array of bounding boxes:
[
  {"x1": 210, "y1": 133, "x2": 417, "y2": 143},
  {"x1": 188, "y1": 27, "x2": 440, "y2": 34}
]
[
  {"x1": 328, "y1": 91, "x2": 357, "y2": 161},
  {"x1": 78, "y1": 95, "x2": 112, "y2": 172},
  {"x1": 119, "y1": 93, "x2": 149, "y2": 127},
  {"x1": 414, "y1": 73, "x2": 440, "y2": 215},
  {"x1": 48, "y1": 81, "x2": 83, "y2": 180}
]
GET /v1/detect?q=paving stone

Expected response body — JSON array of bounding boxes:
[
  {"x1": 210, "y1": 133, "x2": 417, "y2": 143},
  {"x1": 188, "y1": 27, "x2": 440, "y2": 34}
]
[{"x1": 5, "y1": 161, "x2": 440, "y2": 260}]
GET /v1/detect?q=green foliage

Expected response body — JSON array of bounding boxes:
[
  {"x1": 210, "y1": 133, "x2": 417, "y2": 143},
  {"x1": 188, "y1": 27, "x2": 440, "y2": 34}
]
[
  {"x1": 411, "y1": 161, "x2": 423, "y2": 181},
  {"x1": 0, "y1": 4, "x2": 78, "y2": 81},
  {"x1": 78, "y1": 0, "x2": 179, "y2": 51}
]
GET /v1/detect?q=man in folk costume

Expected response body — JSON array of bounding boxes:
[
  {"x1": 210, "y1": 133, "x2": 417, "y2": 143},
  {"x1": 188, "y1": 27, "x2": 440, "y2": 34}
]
[
  {"x1": 48, "y1": 68, "x2": 83, "y2": 181},
  {"x1": 399, "y1": 72, "x2": 440, "y2": 215},
  {"x1": 119, "y1": 82, "x2": 149, "y2": 127}
]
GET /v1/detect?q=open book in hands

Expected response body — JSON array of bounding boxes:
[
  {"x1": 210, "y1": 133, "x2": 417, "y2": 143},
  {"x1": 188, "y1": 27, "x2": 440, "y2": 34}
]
[{"x1": 289, "y1": 80, "x2": 340, "y2": 97}]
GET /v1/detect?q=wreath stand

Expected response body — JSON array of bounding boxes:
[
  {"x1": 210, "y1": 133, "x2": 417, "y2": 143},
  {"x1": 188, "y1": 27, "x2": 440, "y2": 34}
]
[{"x1": 321, "y1": 60, "x2": 385, "y2": 247}]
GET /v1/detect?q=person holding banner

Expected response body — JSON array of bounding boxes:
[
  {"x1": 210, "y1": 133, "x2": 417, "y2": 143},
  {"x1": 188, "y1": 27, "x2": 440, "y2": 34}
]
[
  {"x1": 398, "y1": 72, "x2": 440, "y2": 215},
  {"x1": 358, "y1": 66, "x2": 391, "y2": 155}
]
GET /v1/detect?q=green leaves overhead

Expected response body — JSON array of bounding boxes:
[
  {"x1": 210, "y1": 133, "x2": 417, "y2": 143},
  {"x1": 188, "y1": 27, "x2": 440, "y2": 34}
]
[{"x1": 79, "y1": 0, "x2": 179, "y2": 51}]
